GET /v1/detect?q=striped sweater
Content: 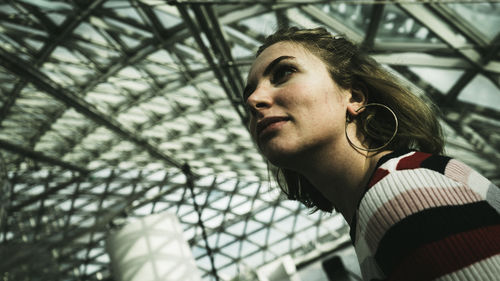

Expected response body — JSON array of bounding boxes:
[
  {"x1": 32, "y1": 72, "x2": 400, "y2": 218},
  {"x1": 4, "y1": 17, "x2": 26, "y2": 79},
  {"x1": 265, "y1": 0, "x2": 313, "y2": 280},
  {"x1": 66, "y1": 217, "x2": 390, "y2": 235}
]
[{"x1": 350, "y1": 150, "x2": 500, "y2": 281}]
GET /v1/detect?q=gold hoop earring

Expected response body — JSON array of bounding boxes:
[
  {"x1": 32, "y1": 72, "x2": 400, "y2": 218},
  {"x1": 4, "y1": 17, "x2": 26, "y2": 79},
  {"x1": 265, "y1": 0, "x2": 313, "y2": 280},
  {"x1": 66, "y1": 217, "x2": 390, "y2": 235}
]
[{"x1": 345, "y1": 103, "x2": 399, "y2": 152}]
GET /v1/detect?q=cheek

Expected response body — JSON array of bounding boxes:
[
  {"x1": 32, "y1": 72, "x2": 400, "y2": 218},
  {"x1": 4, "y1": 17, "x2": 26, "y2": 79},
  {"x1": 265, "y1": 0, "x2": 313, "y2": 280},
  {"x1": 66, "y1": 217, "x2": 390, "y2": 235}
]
[
  {"x1": 280, "y1": 82, "x2": 316, "y2": 107},
  {"x1": 289, "y1": 84, "x2": 335, "y2": 115}
]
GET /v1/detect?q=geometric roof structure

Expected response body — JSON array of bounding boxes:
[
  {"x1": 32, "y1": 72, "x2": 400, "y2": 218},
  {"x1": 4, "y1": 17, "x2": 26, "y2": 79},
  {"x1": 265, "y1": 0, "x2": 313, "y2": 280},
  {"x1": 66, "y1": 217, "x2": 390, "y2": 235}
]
[{"x1": 0, "y1": 1, "x2": 499, "y2": 280}]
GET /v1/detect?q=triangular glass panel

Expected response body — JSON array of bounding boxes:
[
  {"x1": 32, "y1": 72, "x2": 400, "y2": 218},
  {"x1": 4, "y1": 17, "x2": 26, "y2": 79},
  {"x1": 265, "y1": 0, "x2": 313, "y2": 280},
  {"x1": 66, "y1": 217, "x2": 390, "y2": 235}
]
[
  {"x1": 458, "y1": 74, "x2": 500, "y2": 111},
  {"x1": 409, "y1": 66, "x2": 464, "y2": 94},
  {"x1": 447, "y1": 2, "x2": 500, "y2": 41},
  {"x1": 241, "y1": 240, "x2": 260, "y2": 256}
]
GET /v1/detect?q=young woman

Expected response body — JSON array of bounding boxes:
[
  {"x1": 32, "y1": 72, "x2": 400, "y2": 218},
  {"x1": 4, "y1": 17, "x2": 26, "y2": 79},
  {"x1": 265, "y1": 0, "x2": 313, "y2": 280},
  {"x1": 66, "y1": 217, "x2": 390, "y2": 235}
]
[{"x1": 243, "y1": 27, "x2": 500, "y2": 281}]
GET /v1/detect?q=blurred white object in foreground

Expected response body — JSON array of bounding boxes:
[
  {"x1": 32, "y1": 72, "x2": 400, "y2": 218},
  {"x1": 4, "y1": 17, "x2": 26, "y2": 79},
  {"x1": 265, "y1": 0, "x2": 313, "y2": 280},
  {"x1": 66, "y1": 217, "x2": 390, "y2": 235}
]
[{"x1": 106, "y1": 212, "x2": 202, "y2": 281}]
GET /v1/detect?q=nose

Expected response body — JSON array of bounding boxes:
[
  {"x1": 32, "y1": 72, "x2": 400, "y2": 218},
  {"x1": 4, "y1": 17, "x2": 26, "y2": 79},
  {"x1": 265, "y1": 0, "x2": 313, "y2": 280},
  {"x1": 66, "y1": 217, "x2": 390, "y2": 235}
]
[{"x1": 246, "y1": 86, "x2": 272, "y2": 116}]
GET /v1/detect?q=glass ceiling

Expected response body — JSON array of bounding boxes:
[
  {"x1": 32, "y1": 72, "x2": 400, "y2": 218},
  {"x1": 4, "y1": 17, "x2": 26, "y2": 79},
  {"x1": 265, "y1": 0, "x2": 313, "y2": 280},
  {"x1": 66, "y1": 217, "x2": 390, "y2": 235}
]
[{"x1": 0, "y1": 1, "x2": 499, "y2": 280}]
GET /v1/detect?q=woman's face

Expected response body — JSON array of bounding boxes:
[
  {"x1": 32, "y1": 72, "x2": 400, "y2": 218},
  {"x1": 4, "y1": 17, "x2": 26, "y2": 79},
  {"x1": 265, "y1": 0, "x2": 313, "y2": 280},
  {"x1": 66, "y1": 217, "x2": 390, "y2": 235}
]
[{"x1": 244, "y1": 41, "x2": 351, "y2": 168}]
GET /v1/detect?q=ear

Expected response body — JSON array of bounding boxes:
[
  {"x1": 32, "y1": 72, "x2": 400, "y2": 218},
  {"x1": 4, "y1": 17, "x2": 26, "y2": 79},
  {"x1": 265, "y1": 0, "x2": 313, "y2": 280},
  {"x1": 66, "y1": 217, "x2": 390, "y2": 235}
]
[{"x1": 346, "y1": 84, "x2": 368, "y2": 117}]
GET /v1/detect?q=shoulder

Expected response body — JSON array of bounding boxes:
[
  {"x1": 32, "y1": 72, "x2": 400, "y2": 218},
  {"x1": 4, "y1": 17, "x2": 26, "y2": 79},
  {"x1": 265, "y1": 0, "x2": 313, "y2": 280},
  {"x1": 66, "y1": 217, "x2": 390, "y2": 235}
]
[
  {"x1": 359, "y1": 151, "x2": 499, "y2": 234},
  {"x1": 366, "y1": 150, "x2": 499, "y2": 212},
  {"x1": 354, "y1": 151, "x2": 500, "y2": 281},
  {"x1": 360, "y1": 151, "x2": 487, "y2": 222}
]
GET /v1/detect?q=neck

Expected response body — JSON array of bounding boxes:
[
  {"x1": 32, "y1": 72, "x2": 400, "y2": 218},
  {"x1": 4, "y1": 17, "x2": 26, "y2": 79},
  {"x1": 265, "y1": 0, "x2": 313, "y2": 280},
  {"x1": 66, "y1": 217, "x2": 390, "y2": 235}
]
[{"x1": 293, "y1": 141, "x2": 390, "y2": 226}]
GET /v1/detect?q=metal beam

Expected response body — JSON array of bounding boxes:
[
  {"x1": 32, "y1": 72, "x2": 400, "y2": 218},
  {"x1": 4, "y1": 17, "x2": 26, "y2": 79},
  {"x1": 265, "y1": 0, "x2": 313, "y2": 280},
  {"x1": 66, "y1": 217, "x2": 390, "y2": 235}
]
[
  {"x1": 0, "y1": 48, "x2": 186, "y2": 171},
  {"x1": 76, "y1": 0, "x2": 260, "y2": 96},
  {"x1": 0, "y1": 171, "x2": 173, "y2": 273},
  {"x1": 373, "y1": 41, "x2": 450, "y2": 53},
  {"x1": 372, "y1": 53, "x2": 500, "y2": 75},
  {"x1": 218, "y1": 4, "x2": 269, "y2": 25},
  {"x1": 482, "y1": 32, "x2": 500, "y2": 76},
  {"x1": 371, "y1": 52, "x2": 471, "y2": 69},
  {"x1": 0, "y1": 0, "x2": 108, "y2": 172},
  {"x1": 52, "y1": 173, "x2": 192, "y2": 278},
  {"x1": 166, "y1": 0, "x2": 499, "y2": 4},
  {"x1": 0, "y1": 153, "x2": 8, "y2": 231},
  {"x1": 0, "y1": 138, "x2": 89, "y2": 174},
  {"x1": 444, "y1": 118, "x2": 500, "y2": 167},
  {"x1": 398, "y1": 3, "x2": 482, "y2": 67},
  {"x1": 399, "y1": 3, "x2": 500, "y2": 101},
  {"x1": 445, "y1": 32, "x2": 500, "y2": 102},
  {"x1": 429, "y1": 3, "x2": 489, "y2": 48},
  {"x1": 177, "y1": 4, "x2": 249, "y2": 124},
  {"x1": 300, "y1": 4, "x2": 364, "y2": 43},
  {"x1": 28, "y1": 2, "x2": 263, "y2": 169},
  {"x1": 8, "y1": 172, "x2": 86, "y2": 213},
  {"x1": 276, "y1": 8, "x2": 290, "y2": 29},
  {"x1": 0, "y1": 0, "x2": 106, "y2": 128},
  {"x1": 234, "y1": 53, "x2": 500, "y2": 75},
  {"x1": 444, "y1": 70, "x2": 477, "y2": 102},
  {"x1": 190, "y1": 5, "x2": 244, "y2": 93},
  {"x1": 391, "y1": 65, "x2": 500, "y2": 164},
  {"x1": 203, "y1": 5, "x2": 246, "y2": 92},
  {"x1": 362, "y1": 3, "x2": 385, "y2": 50}
]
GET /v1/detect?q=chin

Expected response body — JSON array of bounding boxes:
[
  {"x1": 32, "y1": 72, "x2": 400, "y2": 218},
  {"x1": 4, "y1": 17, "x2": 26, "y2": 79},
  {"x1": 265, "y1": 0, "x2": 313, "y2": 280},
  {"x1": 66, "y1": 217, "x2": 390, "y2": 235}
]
[{"x1": 261, "y1": 144, "x2": 300, "y2": 170}]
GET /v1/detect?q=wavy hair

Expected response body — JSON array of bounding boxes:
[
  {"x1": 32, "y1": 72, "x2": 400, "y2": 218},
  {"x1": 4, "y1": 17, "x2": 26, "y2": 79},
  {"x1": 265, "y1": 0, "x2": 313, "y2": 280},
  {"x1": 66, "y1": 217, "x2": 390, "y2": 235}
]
[{"x1": 256, "y1": 27, "x2": 444, "y2": 212}]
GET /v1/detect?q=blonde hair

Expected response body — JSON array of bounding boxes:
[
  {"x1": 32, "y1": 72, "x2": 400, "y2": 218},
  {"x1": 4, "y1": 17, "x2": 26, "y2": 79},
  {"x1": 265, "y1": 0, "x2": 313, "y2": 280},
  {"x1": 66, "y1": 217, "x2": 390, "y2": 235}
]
[{"x1": 256, "y1": 27, "x2": 444, "y2": 212}]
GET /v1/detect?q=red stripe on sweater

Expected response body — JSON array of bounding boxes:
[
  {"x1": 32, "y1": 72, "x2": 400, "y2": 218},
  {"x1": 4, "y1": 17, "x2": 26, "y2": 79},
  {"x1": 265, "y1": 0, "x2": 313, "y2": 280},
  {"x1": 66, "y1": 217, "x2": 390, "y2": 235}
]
[
  {"x1": 368, "y1": 168, "x2": 389, "y2": 188},
  {"x1": 388, "y1": 224, "x2": 500, "y2": 281},
  {"x1": 396, "y1": 152, "x2": 432, "y2": 170}
]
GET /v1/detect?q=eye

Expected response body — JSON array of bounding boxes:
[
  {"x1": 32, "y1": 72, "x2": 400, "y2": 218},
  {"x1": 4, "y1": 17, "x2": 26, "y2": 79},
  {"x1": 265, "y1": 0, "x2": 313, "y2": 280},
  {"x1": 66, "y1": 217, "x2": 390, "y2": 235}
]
[{"x1": 271, "y1": 64, "x2": 296, "y2": 84}]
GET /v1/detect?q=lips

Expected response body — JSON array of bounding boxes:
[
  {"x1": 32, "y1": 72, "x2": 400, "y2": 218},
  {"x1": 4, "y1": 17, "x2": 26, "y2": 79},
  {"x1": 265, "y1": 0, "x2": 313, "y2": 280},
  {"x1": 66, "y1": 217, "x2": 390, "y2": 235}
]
[{"x1": 256, "y1": 116, "x2": 290, "y2": 137}]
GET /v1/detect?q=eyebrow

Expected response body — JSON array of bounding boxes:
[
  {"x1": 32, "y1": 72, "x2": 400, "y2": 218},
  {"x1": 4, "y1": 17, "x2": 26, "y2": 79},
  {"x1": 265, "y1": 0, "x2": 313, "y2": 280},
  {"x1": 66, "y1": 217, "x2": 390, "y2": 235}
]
[{"x1": 243, "y1": 55, "x2": 295, "y2": 100}]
